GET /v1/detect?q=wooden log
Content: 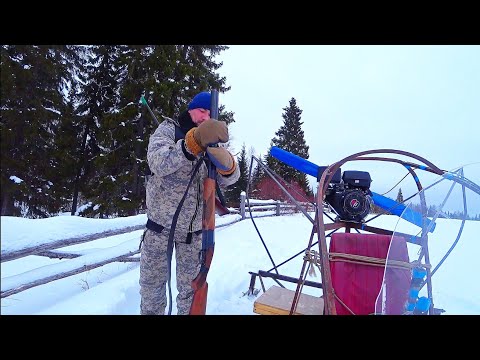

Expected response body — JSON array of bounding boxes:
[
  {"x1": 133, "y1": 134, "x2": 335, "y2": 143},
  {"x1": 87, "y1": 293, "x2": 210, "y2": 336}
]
[
  {"x1": 1, "y1": 249, "x2": 140, "y2": 298},
  {"x1": 37, "y1": 251, "x2": 140, "y2": 262},
  {"x1": 1, "y1": 224, "x2": 145, "y2": 263}
]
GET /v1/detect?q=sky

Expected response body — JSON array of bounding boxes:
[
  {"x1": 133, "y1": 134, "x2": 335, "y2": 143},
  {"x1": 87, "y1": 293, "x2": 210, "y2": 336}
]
[
  {"x1": 2, "y1": 193, "x2": 480, "y2": 315},
  {"x1": 216, "y1": 45, "x2": 480, "y2": 196}
]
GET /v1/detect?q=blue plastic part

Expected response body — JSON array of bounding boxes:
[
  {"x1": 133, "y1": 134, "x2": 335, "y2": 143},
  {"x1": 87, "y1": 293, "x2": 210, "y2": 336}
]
[
  {"x1": 409, "y1": 288, "x2": 420, "y2": 298},
  {"x1": 412, "y1": 267, "x2": 427, "y2": 279},
  {"x1": 415, "y1": 297, "x2": 431, "y2": 312}
]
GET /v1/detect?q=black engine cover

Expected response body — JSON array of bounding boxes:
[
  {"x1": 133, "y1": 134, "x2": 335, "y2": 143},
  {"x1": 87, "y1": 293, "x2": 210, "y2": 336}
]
[{"x1": 326, "y1": 188, "x2": 372, "y2": 223}]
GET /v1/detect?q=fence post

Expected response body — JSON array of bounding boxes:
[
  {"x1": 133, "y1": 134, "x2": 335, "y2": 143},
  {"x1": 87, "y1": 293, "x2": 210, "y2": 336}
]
[
  {"x1": 240, "y1": 191, "x2": 246, "y2": 220},
  {"x1": 276, "y1": 200, "x2": 281, "y2": 216}
]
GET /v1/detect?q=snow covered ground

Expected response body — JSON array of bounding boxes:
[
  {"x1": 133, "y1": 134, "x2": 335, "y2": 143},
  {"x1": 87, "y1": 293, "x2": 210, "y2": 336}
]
[{"x1": 2, "y1": 209, "x2": 479, "y2": 315}]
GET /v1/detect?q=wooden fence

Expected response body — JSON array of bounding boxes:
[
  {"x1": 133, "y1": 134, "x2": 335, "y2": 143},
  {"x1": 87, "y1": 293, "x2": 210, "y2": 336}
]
[
  {"x1": 239, "y1": 193, "x2": 316, "y2": 219},
  {"x1": 1, "y1": 197, "x2": 315, "y2": 298}
]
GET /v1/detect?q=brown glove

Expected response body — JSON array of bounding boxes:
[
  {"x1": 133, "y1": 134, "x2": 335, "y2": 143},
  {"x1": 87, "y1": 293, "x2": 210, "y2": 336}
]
[
  {"x1": 184, "y1": 119, "x2": 229, "y2": 156},
  {"x1": 206, "y1": 147, "x2": 236, "y2": 176}
]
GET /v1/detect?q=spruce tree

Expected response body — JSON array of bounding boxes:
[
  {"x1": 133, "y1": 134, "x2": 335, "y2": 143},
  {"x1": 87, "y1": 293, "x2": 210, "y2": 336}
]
[
  {"x1": 396, "y1": 188, "x2": 404, "y2": 203},
  {"x1": 249, "y1": 153, "x2": 264, "y2": 199},
  {"x1": 224, "y1": 143, "x2": 248, "y2": 207},
  {"x1": 1, "y1": 45, "x2": 82, "y2": 217},
  {"x1": 264, "y1": 97, "x2": 312, "y2": 197},
  {"x1": 75, "y1": 45, "x2": 124, "y2": 217}
]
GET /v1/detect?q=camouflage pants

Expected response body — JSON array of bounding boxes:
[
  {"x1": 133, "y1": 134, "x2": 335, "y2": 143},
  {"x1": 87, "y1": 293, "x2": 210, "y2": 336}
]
[{"x1": 139, "y1": 228, "x2": 202, "y2": 315}]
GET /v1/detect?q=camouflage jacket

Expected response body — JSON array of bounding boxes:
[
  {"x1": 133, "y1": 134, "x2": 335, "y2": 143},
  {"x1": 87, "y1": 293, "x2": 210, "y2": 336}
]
[{"x1": 146, "y1": 115, "x2": 240, "y2": 233}]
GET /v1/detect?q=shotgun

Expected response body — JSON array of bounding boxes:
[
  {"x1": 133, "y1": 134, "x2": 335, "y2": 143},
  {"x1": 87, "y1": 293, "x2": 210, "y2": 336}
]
[{"x1": 189, "y1": 89, "x2": 220, "y2": 315}]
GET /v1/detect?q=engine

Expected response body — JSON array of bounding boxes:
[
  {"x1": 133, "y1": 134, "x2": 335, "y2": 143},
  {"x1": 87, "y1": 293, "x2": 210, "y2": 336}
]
[{"x1": 323, "y1": 170, "x2": 373, "y2": 223}]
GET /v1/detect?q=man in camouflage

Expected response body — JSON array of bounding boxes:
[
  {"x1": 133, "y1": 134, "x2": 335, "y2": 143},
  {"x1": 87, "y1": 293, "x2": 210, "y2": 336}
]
[{"x1": 140, "y1": 91, "x2": 240, "y2": 315}]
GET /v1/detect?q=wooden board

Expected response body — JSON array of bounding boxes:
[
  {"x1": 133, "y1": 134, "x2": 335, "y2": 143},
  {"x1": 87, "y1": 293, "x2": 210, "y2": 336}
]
[{"x1": 253, "y1": 285, "x2": 324, "y2": 315}]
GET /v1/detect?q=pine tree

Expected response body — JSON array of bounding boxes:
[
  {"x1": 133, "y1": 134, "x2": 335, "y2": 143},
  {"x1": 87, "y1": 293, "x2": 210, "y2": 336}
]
[
  {"x1": 263, "y1": 97, "x2": 312, "y2": 198},
  {"x1": 250, "y1": 153, "x2": 264, "y2": 190},
  {"x1": 226, "y1": 145, "x2": 261, "y2": 203},
  {"x1": 224, "y1": 143, "x2": 248, "y2": 207},
  {"x1": 396, "y1": 188, "x2": 404, "y2": 203},
  {"x1": 1, "y1": 45, "x2": 82, "y2": 217},
  {"x1": 1, "y1": 45, "x2": 233, "y2": 218},
  {"x1": 80, "y1": 45, "x2": 233, "y2": 217},
  {"x1": 75, "y1": 45, "x2": 125, "y2": 217}
]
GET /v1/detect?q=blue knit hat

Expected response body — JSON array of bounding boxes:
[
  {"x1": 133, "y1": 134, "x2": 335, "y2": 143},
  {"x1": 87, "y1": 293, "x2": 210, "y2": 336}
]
[{"x1": 188, "y1": 91, "x2": 211, "y2": 111}]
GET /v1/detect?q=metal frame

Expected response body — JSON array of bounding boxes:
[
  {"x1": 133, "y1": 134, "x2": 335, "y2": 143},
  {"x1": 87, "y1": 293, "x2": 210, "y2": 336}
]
[{"x1": 247, "y1": 148, "x2": 480, "y2": 315}]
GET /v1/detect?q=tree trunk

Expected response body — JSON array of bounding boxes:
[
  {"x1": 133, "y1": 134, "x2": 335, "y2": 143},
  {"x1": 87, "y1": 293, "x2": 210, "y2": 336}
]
[
  {"x1": 130, "y1": 114, "x2": 145, "y2": 216},
  {"x1": 71, "y1": 123, "x2": 90, "y2": 215},
  {"x1": 1, "y1": 191, "x2": 14, "y2": 216}
]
